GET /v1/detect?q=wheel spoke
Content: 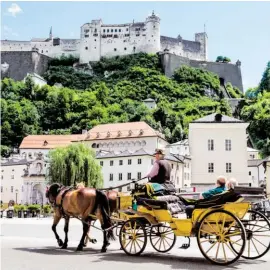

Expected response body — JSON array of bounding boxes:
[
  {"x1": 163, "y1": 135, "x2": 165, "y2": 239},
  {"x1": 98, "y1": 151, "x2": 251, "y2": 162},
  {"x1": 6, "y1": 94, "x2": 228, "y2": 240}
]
[
  {"x1": 200, "y1": 229, "x2": 218, "y2": 236},
  {"x1": 252, "y1": 236, "x2": 268, "y2": 248},
  {"x1": 222, "y1": 243, "x2": 227, "y2": 263},
  {"x1": 205, "y1": 219, "x2": 219, "y2": 234},
  {"x1": 225, "y1": 231, "x2": 242, "y2": 237},
  {"x1": 205, "y1": 240, "x2": 218, "y2": 254},
  {"x1": 251, "y1": 238, "x2": 260, "y2": 255},
  {"x1": 154, "y1": 237, "x2": 161, "y2": 247},
  {"x1": 135, "y1": 239, "x2": 142, "y2": 250},
  {"x1": 124, "y1": 239, "x2": 132, "y2": 249},
  {"x1": 224, "y1": 241, "x2": 237, "y2": 256},
  {"x1": 215, "y1": 242, "x2": 221, "y2": 261}
]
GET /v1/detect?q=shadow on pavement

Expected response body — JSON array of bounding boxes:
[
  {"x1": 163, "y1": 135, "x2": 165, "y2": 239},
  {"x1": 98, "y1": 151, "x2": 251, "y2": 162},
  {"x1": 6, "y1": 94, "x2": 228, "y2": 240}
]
[{"x1": 93, "y1": 251, "x2": 267, "y2": 270}]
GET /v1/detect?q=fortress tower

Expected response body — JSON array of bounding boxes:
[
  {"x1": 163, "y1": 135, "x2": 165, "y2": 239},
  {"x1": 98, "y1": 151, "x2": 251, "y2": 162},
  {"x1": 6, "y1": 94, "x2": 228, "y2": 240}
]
[
  {"x1": 145, "y1": 11, "x2": 161, "y2": 53},
  {"x1": 195, "y1": 32, "x2": 208, "y2": 60}
]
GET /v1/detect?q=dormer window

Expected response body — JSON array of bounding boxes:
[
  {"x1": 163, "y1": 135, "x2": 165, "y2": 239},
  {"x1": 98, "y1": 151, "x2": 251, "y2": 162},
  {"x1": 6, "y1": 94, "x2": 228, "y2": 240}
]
[
  {"x1": 43, "y1": 140, "x2": 48, "y2": 146},
  {"x1": 117, "y1": 131, "x2": 122, "y2": 137},
  {"x1": 96, "y1": 132, "x2": 100, "y2": 138},
  {"x1": 107, "y1": 131, "x2": 111, "y2": 137},
  {"x1": 139, "y1": 129, "x2": 144, "y2": 135},
  {"x1": 128, "y1": 130, "x2": 133, "y2": 136}
]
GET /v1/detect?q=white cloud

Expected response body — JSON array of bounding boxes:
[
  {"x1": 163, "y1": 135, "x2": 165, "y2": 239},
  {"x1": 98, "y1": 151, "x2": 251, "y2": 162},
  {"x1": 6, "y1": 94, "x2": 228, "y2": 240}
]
[
  {"x1": 7, "y1": 3, "x2": 23, "y2": 17},
  {"x1": 2, "y1": 25, "x2": 19, "y2": 38}
]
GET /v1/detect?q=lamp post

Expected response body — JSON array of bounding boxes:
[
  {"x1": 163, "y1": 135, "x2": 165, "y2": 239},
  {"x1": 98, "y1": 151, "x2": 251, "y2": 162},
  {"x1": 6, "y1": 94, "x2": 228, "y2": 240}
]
[{"x1": 15, "y1": 189, "x2": 18, "y2": 204}]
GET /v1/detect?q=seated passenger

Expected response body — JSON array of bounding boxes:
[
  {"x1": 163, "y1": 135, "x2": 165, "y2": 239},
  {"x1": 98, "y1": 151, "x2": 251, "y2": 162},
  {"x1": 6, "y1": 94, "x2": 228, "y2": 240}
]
[
  {"x1": 226, "y1": 178, "x2": 238, "y2": 191},
  {"x1": 144, "y1": 148, "x2": 172, "y2": 185},
  {"x1": 186, "y1": 176, "x2": 226, "y2": 218},
  {"x1": 199, "y1": 176, "x2": 226, "y2": 199}
]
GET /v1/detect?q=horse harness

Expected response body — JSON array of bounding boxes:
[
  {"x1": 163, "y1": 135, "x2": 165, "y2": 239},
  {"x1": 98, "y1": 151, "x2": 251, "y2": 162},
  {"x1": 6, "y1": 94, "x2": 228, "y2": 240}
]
[{"x1": 55, "y1": 186, "x2": 74, "y2": 218}]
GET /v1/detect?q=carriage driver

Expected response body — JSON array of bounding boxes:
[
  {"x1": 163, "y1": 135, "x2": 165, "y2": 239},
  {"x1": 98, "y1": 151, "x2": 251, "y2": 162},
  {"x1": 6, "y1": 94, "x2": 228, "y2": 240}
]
[{"x1": 144, "y1": 148, "x2": 172, "y2": 184}]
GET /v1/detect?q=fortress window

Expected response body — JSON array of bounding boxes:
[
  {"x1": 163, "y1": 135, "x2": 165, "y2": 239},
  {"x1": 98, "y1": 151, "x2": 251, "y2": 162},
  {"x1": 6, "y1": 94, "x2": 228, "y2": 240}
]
[
  {"x1": 103, "y1": 29, "x2": 105, "y2": 33},
  {"x1": 85, "y1": 29, "x2": 89, "y2": 33},
  {"x1": 42, "y1": 50, "x2": 43, "y2": 53},
  {"x1": 94, "y1": 47, "x2": 96, "y2": 49},
  {"x1": 133, "y1": 46, "x2": 136, "y2": 52},
  {"x1": 124, "y1": 47, "x2": 127, "y2": 50},
  {"x1": 107, "y1": 29, "x2": 109, "y2": 33},
  {"x1": 126, "y1": 28, "x2": 128, "y2": 31},
  {"x1": 111, "y1": 29, "x2": 113, "y2": 32},
  {"x1": 85, "y1": 47, "x2": 88, "y2": 50},
  {"x1": 85, "y1": 35, "x2": 89, "y2": 38},
  {"x1": 153, "y1": 25, "x2": 156, "y2": 28},
  {"x1": 119, "y1": 29, "x2": 121, "y2": 32},
  {"x1": 94, "y1": 39, "x2": 96, "y2": 41},
  {"x1": 114, "y1": 48, "x2": 117, "y2": 51},
  {"x1": 115, "y1": 29, "x2": 117, "y2": 32}
]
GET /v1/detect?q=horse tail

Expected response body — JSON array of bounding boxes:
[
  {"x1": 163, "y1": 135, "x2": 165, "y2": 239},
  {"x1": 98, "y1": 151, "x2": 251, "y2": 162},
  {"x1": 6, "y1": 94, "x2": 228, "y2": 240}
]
[{"x1": 96, "y1": 190, "x2": 115, "y2": 241}]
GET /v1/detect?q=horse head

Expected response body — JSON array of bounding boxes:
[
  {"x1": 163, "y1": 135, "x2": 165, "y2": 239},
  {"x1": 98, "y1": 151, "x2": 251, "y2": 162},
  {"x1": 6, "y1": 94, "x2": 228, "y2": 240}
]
[{"x1": 46, "y1": 183, "x2": 63, "y2": 203}]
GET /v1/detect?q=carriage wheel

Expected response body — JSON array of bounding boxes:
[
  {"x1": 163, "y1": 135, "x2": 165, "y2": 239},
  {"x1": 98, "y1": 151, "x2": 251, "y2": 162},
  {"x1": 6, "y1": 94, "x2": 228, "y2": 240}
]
[
  {"x1": 150, "y1": 224, "x2": 176, "y2": 253},
  {"x1": 230, "y1": 210, "x2": 270, "y2": 259},
  {"x1": 119, "y1": 219, "x2": 147, "y2": 256},
  {"x1": 197, "y1": 209, "x2": 246, "y2": 266}
]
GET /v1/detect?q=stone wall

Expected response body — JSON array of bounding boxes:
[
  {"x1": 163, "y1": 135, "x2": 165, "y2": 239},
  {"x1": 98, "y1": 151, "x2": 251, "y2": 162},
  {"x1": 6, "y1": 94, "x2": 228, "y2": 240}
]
[
  {"x1": 1, "y1": 51, "x2": 51, "y2": 81},
  {"x1": 160, "y1": 52, "x2": 243, "y2": 92}
]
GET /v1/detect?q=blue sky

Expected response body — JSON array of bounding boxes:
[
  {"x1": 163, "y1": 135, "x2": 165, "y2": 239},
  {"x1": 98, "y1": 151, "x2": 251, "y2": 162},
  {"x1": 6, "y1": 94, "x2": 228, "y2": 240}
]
[{"x1": 1, "y1": 1, "x2": 270, "y2": 91}]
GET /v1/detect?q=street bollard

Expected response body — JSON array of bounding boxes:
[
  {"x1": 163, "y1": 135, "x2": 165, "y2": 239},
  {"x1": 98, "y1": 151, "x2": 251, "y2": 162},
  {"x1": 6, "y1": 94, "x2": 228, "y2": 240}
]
[
  {"x1": 18, "y1": 210, "x2": 22, "y2": 218},
  {"x1": 7, "y1": 210, "x2": 14, "y2": 218}
]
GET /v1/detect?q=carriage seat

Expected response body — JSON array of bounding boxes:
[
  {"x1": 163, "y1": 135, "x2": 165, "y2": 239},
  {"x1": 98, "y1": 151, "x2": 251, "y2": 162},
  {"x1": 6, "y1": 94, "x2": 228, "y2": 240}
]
[{"x1": 137, "y1": 195, "x2": 185, "y2": 215}]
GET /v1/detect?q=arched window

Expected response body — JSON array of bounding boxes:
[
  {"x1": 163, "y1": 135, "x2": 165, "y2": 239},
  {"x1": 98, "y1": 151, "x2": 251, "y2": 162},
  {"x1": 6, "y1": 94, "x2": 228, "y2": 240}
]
[{"x1": 92, "y1": 143, "x2": 97, "y2": 148}]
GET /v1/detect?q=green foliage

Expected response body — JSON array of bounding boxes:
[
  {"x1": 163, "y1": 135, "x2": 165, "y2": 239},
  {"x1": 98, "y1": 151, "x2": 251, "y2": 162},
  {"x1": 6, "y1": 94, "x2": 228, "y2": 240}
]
[
  {"x1": 226, "y1": 83, "x2": 243, "y2": 98},
  {"x1": 47, "y1": 143, "x2": 103, "y2": 188},
  {"x1": 241, "y1": 91, "x2": 270, "y2": 157},
  {"x1": 3, "y1": 53, "x2": 263, "y2": 156},
  {"x1": 216, "y1": 56, "x2": 224, "y2": 62},
  {"x1": 259, "y1": 61, "x2": 270, "y2": 92},
  {"x1": 0, "y1": 145, "x2": 12, "y2": 158}
]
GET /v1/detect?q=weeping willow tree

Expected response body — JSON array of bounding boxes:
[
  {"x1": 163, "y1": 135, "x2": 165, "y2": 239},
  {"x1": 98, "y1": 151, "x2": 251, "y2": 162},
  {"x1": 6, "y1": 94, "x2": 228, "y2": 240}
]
[{"x1": 47, "y1": 143, "x2": 103, "y2": 188}]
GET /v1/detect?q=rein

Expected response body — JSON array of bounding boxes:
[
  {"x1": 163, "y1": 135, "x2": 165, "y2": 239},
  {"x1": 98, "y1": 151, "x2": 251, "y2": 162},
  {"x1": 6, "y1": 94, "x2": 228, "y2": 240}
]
[{"x1": 99, "y1": 177, "x2": 148, "y2": 191}]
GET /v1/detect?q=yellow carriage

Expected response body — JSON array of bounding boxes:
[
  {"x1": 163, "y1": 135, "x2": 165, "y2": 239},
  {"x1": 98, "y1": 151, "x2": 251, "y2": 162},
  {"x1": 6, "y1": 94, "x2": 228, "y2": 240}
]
[{"x1": 115, "y1": 183, "x2": 270, "y2": 266}]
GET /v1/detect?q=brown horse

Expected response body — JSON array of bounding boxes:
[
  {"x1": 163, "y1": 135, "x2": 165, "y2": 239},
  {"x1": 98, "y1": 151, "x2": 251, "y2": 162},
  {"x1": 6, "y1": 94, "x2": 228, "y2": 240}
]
[
  {"x1": 46, "y1": 183, "x2": 115, "y2": 252},
  {"x1": 84, "y1": 189, "x2": 119, "y2": 246}
]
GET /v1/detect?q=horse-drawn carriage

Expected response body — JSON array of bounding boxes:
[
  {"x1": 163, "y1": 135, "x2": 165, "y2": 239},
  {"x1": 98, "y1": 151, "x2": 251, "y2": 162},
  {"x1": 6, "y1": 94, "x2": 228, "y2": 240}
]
[
  {"x1": 114, "y1": 182, "x2": 270, "y2": 266},
  {"x1": 46, "y1": 181, "x2": 270, "y2": 266}
]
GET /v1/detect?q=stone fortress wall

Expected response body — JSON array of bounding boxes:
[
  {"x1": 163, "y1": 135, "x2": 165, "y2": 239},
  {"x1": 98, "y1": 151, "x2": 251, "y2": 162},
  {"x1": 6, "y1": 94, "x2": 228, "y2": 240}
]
[{"x1": 1, "y1": 12, "x2": 207, "y2": 64}]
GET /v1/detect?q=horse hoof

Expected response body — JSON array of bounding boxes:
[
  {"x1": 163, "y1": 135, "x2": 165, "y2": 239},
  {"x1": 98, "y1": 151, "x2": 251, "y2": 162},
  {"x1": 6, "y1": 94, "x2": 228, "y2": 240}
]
[
  {"x1": 101, "y1": 247, "x2": 107, "y2": 253},
  {"x1": 83, "y1": 243, "x2": 87, "y2": 247},
  {"x1": 91, "y1": 239, "x2": 97, "y2": 244},
  {"x1": 58, "y1": 239, "x2": 64, "y2": 247},
  {"x1": 61, "y1": 244, "x2": 67, "y2": 249},
  {"x1": 76, "y1": 246, "x2": 83, "y2": 252}
]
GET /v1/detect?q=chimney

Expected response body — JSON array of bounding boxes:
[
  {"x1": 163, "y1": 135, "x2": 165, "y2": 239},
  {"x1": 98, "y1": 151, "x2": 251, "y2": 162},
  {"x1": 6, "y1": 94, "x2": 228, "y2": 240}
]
[
  {"x1": 215, "y1": 113, "x2": 222, "y2": 122},
  {"x1": 82, "y1": 129, "x2": 87, "y2": 134}
]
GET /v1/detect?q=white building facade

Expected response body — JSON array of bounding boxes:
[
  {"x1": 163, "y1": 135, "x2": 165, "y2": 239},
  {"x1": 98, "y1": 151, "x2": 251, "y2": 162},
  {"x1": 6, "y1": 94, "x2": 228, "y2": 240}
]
[
  {"x1": 189, "y1": 113, "x2": 249, "y2": 191},
  {"x1": 1, "y1": 12, "x2": 207, "y2": 63},
  {"x1": 96, "y1": 149, "x2": 184, "y2": 192}
]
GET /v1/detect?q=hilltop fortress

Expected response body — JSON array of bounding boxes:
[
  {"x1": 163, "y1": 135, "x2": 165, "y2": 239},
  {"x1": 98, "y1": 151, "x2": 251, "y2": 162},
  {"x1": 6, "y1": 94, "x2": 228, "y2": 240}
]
[{"x1": 1, "y1": 12, "x2": 243, "y2": 92}]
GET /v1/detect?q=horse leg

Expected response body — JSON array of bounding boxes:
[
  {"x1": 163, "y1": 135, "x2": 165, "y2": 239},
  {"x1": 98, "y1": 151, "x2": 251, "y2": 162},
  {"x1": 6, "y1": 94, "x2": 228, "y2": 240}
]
[
  {"x1": 52, "y1": 214, "x2": 63, "y2": 247},
  {"x1": 76, "y1": 219, "x2": 90, "y2": 251},
  {"x1": 61, "y1": 217, "x2": 70, "y2": 249}
]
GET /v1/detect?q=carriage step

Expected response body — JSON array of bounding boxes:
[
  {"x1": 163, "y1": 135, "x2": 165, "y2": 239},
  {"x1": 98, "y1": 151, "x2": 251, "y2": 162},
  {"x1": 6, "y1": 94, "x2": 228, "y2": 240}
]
[{"x1": 179, "y1": 237, "x2": 190, "y2": 249}]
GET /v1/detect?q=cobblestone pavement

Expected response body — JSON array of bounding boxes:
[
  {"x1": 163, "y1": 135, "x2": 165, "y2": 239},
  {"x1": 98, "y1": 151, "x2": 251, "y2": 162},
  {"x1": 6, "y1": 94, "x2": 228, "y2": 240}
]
[{"x1": 1, "y1": 217, "x2": 270, "y2": 270}]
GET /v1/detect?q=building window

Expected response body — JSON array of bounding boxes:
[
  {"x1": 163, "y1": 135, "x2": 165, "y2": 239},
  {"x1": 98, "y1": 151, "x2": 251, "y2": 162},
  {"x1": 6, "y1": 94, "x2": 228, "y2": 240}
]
[
  {"x1": 84, "y1": 35, "x2": 89, "y2": 38},
  {"x1": 124, "y1": 47, "x2": 127, "y2": 50},
  {"x1": 208, "y1": 139, "x2": 214, "y2": 151},
  {"x1": 107, "y1": 29, "x2": 109, "y2": 33},
  {"x1": 1, "y1": 175, "x2": 3, "y2": 180},
  {"x1": 111, "y1": 29, "x2": 113, "y2": 32},
  {"x1": 138, "y1": 159, "x2": 142, "y2": 164},
  {"x1": 171, "y1": 164, "x2": 174, "y2": 169},
  {"x1": 109, "y1": 174, "x2": 113, "y2": 181},
  {"x1": 128, "y1": 159, "x2": 132, "y2": 165},
  {"x1": 119, "y1": 173, "x2": 122, "y2": 181},
  {"x1": 127, "y1": 173, "x2": 131, "y2": 180},
  {"x1": 249, "y1": 171, "x2": 251, "y2": 176},
  {"x1": 126, "y1": 28, "x2": 128, "y2": 31},
  {"x1": 115, "y1": 29, "x2": 117, "y2": 32},
  {"x1": 226, "y1": 163, "x2": 232, "y2": 173},
  {"x1": 208, "y1": 163, "x2": 214, "y2": 173},
  {"x1": 119, "y1": 160, "x2": 123, "y2": 166},
  {"x1": 85, "y1": 47, "x2": 88, "y2": 50},
  {"x1": 137, "y1": 172, "x2": 141, "y2": 179},
  {"x1": 11, "y1": 186, "x2": 14, "y2": 193},
  {"x1": 21, "y1": 186, "x2": 24, "y2": 192},
  {"x1": 1, "y1": 186, "x2": 3, "y2": 193},
  {"x1": 103, "y1": 29, "x2": 105, "y2": 33},
  {"x1": 225, "y1": 139, "x2": 231, "y2": 151},
  {"x1": 177, "y1": 177, "x2": 179, "y2": 184},
  {"x1": 110, "y1": 160, "x2": 114, "y2": 166},
  {"x1": 100, "y1": 161, "x2": 104, "y2": 166},
  {"x1": 11, "y1": 175, "x2": 14, "y2": 179},
  {"x1": 176, "y1": 164, "x2": 179, "y2": 170}
]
